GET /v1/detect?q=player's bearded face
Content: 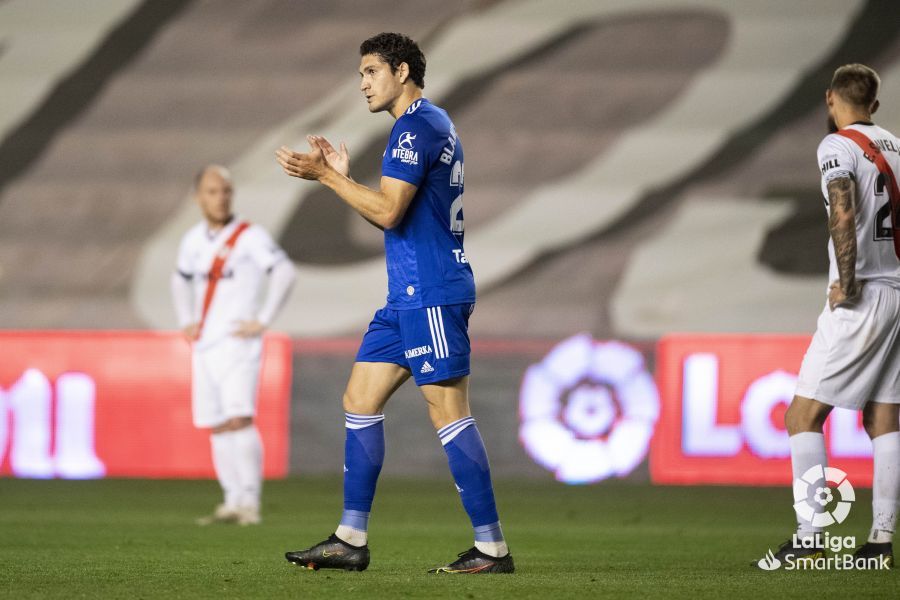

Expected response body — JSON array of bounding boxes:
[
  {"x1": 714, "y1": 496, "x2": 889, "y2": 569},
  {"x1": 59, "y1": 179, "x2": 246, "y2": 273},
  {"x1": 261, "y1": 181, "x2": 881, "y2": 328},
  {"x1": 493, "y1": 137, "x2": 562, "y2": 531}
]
[
  {"x1": 359, "y1": 54, "x2": 402, "y2": 113},
  {"x1": 825, "y1": 89, "x2": 839, "y2": 133}
]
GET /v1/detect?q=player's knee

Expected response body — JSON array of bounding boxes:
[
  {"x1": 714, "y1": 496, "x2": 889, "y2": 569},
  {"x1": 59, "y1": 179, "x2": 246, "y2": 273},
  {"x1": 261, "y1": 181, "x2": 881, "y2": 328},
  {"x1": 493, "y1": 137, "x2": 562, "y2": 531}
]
[
  {"x1": 862, "y1": 406, "x2": 900, "y2": 439},
  {"x1": 785, "y1": 400, "x2": 826, "y2": 435},
  {"x1": 221, "y1": 416, "x2": 253, "y2": 431},
  {"x1": 425, "y1": 402, "x2": 452, "y2": 430},
  {"x1": 343, "y1": 390, "x2": 375, "y2": 415},
  {"x1": 784, "y1": 402, "x2": 800, "y2": 434},
  {"x1": 342, "y1": 390, "x2": 358, "y2": 412},
  {"x1": 862, "y1": 410, "x2": 878, "y2": 438}
]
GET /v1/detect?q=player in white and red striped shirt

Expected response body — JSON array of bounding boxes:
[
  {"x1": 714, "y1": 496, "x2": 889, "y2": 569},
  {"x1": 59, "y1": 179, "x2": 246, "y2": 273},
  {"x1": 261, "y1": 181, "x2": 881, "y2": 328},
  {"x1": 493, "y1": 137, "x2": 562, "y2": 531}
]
[
  {"x1": 171, "y1": 165, "x2": 295, "y2": 526},
  {"x1": 767, "y1": 64, "x2": 900, "y2": 568}
]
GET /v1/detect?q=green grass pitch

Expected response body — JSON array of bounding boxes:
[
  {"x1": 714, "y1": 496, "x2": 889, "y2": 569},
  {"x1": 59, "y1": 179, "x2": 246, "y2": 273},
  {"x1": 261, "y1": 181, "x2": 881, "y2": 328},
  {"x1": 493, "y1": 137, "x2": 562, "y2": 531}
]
[{"x1": 0, "y1": 476, "x2": 896, "y2": 598}]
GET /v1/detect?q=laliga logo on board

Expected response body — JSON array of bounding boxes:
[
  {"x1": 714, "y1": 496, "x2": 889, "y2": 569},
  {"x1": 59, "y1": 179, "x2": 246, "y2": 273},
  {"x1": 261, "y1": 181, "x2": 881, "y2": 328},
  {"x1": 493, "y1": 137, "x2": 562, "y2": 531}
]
[
  {"x1": 0, "y1": 368, "x2": 105, "y2": 479},
  {"x1": 518, "y1": 334, "x2": 659, "y2": 484}
]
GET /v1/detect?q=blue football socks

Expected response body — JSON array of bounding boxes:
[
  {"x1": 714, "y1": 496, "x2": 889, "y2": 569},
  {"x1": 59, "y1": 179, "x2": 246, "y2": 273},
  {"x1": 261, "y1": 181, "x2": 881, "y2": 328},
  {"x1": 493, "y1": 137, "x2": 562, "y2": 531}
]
[
  {"x1": 439, "y1": 417, "x2": 506, "y2": 551},
  {"x1": 339, "y1": 413, "x2": 385, "y2": 541}
]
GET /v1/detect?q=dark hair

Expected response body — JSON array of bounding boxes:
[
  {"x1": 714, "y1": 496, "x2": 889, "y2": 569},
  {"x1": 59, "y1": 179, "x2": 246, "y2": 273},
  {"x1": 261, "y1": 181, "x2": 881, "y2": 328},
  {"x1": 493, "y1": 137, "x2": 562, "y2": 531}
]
[
  {"x1": 830, "y1": 63, "x2": 880, "y2": 109},
  {"x1": 360, "y1": 32, "x2": 426, "y2": 89}
]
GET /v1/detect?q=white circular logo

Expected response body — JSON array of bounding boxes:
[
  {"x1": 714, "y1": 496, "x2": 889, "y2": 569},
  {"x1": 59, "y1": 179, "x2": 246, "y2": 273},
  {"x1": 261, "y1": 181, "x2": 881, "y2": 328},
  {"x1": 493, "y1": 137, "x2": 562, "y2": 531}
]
[
  {"x1": 793, "y1": 464, "x2": 855, "y2": 527},
  {"x1": 518, "y1": 334, "x2": 660, "y2": 484},
  {"x1": 564, "y1": 386, "x2": 616, "y2": 438},
  {"x1": 398, "y1": 132, "x2": 416, "y2": 150}
]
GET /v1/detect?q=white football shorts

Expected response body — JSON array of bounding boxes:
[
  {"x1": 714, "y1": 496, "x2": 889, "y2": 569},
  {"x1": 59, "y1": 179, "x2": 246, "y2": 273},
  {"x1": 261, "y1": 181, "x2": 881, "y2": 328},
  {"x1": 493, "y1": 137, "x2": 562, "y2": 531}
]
[
  {"x1": 796, "y1": 282, "x2": 900, "y2": 409},
  {"x1": 191, "y1": 336, "x2": 263, "y2": 428}
]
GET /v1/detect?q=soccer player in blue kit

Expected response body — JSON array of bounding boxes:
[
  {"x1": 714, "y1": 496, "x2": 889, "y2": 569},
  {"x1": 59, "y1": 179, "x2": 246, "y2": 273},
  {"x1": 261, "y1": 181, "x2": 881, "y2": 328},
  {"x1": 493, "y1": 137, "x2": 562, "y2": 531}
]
[{"x1": 275, "y1": 33, "x2": 514, "y2": 574}]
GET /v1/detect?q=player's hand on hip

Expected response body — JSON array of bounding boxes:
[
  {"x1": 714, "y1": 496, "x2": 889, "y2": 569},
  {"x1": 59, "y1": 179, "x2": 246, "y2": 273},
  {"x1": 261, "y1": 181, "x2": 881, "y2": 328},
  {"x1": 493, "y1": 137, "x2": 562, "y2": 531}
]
[
  {"x1": 276, "y1": 142, "x2": 328, "y2": 180},
  {"x1": 309, "y1": 135, "x2": 350, "y2": 177},
  {"x1": 828, "y1": 279, "x2": 862, "y2": 311},
  {"x1": 233, "y1": 320, "x2": 266, "y2": 338},
  {"x1": 181, "y1": 323, "x2": 201, "y2": 342}
]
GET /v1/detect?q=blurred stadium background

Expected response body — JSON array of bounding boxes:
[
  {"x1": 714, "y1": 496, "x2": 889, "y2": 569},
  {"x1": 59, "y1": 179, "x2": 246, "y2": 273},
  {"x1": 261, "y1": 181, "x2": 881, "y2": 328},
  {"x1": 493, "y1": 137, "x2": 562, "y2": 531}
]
[{"x1": 1, "y1": 1, "x2": 900, "y2": 595}]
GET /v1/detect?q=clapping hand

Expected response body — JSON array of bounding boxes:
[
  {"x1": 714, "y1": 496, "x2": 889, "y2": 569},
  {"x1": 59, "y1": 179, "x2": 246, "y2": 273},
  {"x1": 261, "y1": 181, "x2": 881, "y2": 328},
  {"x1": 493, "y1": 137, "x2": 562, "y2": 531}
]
[
  {"x1": 309, "y1": 135, "x2": 350, "y2": 177},
  {"x1": 276, "y1": 135, "x2": 349, "y2": 180},
  {"x1": 276, "y1": 137, "x2": 328, "y2": 180}
]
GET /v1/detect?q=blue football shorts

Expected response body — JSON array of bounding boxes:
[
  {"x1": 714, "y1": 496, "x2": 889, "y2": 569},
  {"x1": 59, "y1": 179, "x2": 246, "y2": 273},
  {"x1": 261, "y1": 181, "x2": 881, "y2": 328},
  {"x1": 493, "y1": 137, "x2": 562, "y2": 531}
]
[{"x1": 356, "y1": 303, "x2": 474, "y2": 385}]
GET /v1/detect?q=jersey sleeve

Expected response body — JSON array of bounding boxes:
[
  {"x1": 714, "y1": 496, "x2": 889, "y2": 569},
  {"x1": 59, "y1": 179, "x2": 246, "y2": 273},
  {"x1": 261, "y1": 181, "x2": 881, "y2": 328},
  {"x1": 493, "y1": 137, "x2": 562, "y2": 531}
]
[
  {"x1": 244, "y1": 225, "x2": 289, "y2": 271},
  {"x1": 818, "y1": 134, "x2": 857, "y2": 188},
  {"x1": 381, "y1": 115, "x2": 440, "y2": 187},
  {"x1": 175, "y1": 233, "x2": 193, "y2": 278}
]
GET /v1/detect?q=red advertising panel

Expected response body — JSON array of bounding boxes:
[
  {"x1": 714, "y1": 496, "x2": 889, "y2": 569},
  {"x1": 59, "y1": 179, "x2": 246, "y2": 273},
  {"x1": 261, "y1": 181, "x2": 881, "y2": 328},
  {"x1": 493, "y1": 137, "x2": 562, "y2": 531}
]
[
  {"x1": 651, "y1": 334, "x2": 873, "y2": 486},
  {"x1": 0, "y1": 331, "x2": 291, "y2": 479}
]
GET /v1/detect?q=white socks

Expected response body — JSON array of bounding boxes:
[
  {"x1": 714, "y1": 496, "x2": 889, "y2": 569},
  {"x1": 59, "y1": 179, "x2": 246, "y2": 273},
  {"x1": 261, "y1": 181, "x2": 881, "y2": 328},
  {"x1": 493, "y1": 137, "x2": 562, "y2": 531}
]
[
  {"x1": 790, "y1": 432, "x2": 827, "y2": 539},
  {"x1": 870, "y1": 431, "x2": 900, "y2": 543},
  {"x1": 475, "y1": 540, "x2": 509, "y2": 558},
  {"x1": 332, "y1": 528, "x2": 508, "y2": 555},
  {"x1": 211, "y1": 431, "x2": 241, "y2": 509},
  {"x1": 210, "y1": 426, "x2": 263, "y2": 510},
  {"x1": 231, "y1": 426, "x2": 264, "y2": 509},
  {"x1": 335, "y1": 525, "x2": 368, "y2": 547},
  {"x1": 790, "y1": 430, "x2": 899, "y2": 544}
]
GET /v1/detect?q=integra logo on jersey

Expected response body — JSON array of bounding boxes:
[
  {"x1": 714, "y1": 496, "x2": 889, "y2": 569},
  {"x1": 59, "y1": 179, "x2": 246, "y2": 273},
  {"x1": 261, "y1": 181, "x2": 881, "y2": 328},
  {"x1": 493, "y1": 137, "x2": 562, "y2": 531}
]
[
  {"x1": 393, "y1": 132, "x2": 419, "y2": 165},
  {"x1": 398, "y1": 132, "x2": 416, "y2": 150},
  {"x1": 404, "y1": 345, "x2": 433, "y2": 359}
]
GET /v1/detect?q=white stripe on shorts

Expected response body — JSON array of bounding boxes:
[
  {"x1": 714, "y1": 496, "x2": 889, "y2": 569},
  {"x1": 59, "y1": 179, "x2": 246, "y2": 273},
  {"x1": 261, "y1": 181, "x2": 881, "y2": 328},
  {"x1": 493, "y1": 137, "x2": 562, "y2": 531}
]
[
  {"x1": 427, "y1": 307, "x2": 446, "y2": 359},
  {"x1": 426, "y1": 307, "x2": 440, "y2": 358},
  {"x1": 436, "y1": 306, "x2": 449, "y2": 358}
]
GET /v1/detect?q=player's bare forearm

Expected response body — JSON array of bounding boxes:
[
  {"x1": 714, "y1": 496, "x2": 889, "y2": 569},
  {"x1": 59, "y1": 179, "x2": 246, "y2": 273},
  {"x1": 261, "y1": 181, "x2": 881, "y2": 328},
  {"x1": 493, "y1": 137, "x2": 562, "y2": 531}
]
[
  {"x1": 827, "y1": 176, "x2": 858, "y2": 295},
  {"x1": 276, "y1": 142, "x2": 415, "y2": 228},
  {"x1": 363, "y1": 215, "x2": 385, "y2": 231},
  {"x1": 320, "y1": 170, "x2": 412, "y2": 229},
  {"x1": 319, "y1": 170, "x2": 392, "y2": 227},
  {"x1": 322, "y1": 174, "x2": 385, "y2": 229},
  {"x1": 829, "y1": 222, "x2": 856, "y2": 292}
]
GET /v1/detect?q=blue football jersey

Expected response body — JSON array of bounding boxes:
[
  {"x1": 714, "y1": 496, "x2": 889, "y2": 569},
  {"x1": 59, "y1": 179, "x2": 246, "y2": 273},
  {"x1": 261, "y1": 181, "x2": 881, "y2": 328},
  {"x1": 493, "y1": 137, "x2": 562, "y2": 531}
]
[{"x1": 380, "y1": 98, "x2": 475, "y2": 309}]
